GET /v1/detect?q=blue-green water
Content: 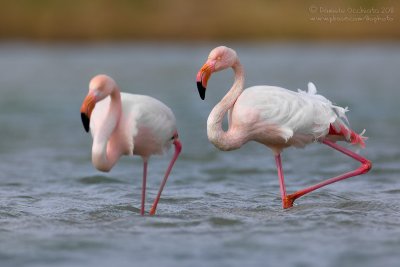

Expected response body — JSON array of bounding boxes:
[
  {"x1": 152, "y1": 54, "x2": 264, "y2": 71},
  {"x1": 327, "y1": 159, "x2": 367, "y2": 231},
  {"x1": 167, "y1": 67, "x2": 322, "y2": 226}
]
[{"x1": 0, "y1": 42, "x2": 399, "y2": 267}]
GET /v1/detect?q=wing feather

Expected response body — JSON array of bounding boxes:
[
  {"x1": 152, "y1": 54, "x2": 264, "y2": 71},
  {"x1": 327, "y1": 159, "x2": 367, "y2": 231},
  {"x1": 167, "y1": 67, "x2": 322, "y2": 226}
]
[{"x1": 235, "y1": 83, "x2": 347, "y2": 141}]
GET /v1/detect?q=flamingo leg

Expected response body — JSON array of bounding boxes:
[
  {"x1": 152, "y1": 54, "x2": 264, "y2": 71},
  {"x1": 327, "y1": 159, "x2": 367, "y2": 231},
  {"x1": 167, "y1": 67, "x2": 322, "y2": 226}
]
[
  {"x1": 149, "y1": 139, "x2": 182, "y2": 215},
  {"x1": 275, "y1": 154, "x2": 288, "y2": 208},
  {"x1": 283, "y1": 139, "x2": 372, "y2": 209},
  {"x1": 141, "y1": 160, "x2": 148, "y2": 216}
]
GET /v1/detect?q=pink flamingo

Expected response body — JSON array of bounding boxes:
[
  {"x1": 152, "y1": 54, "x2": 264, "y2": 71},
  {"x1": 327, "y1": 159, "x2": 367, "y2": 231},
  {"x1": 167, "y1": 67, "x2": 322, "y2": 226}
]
[
  {"x1": 196, "y1": 46, "x2": 371, "y2": 208},
  {"x1": 80, "y1": 74, "x2": 182, "y2": 215}
]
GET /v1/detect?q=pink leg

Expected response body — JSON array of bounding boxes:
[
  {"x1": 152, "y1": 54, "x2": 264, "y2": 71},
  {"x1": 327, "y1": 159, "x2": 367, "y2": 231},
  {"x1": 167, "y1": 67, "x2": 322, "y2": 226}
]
[
  {"x1": 149, "y1": 139, "x2": 182, "y2": 215},
  {"x1": 275, "y1": 154, "x2": 287, "y2": 208},
  {"x1": 141, "y1": 160, "x2": 148, "y2": 216},
  {"x1": 282, "y1": 139, "x2": 372, "y2": 209}
]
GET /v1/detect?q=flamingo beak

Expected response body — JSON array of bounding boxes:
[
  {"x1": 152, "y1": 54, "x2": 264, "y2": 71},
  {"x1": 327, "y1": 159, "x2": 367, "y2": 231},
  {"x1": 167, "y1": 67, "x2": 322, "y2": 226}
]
[
  {"x1": 80, "y1": 93, "x2": 96, "y2": 133},
  {"x1": 196, "y1": 62, "x2": 213, "y2": 100}
]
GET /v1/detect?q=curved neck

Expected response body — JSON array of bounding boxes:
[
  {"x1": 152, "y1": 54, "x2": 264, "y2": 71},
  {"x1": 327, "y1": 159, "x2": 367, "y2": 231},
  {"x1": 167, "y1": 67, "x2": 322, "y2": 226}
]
[
  {"x1": 92, "y1": 87, "x2": 122, "y2": 172},
  {"x1": 207, "y1": 61, "x2": 245, "y2": 151}
]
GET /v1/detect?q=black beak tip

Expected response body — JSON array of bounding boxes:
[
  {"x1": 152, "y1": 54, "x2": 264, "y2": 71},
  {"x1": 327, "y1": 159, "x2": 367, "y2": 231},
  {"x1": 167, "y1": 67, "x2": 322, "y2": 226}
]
[
  {"x1": 196, "y1": 82, "x2": 206, "y2": 100},
  {"x1": 81, "y1": 113, "x2": 90, "y2": 133}
]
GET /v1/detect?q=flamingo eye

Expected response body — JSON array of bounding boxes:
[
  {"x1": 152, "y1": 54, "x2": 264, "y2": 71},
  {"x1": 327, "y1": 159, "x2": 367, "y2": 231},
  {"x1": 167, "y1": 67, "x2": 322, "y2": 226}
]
[
  {"x1": 170, "y1": 133, "x2": 178, "y2": 140},
  {"x1": 93, "y1": 90, "x2": 102, "y2": 99},
  {"x1": 217, "y1": 56, "x2": 222, "y2": 60}
]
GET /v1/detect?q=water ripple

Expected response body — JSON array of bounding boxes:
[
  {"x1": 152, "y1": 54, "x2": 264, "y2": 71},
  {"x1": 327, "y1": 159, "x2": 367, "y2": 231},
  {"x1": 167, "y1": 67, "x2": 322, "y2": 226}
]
[{"x1": 77, "y1": 175, "x2": 126, "y2": 185}]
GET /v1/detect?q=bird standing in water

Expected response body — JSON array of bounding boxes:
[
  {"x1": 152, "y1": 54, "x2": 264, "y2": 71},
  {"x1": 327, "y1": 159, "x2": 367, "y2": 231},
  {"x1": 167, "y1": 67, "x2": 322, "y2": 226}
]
[
  {"x1": 80, "y1": 74, "x2": 182, "y2": 215},
  {"x1": 196, "y1": 46, "x2": 371, "y2": 208}
]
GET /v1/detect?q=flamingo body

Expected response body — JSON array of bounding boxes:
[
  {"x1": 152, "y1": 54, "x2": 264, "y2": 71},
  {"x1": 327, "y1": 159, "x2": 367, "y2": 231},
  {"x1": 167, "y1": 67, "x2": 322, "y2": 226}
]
[
  {"x1": 81, "y1": 75, "x2": 181, "y2": 215},
  {"x1": 90, "y1": 93, "x2": 177, "y2": 160},
  {"x1": 196, "y1": 46, "x2": 371, "y2": 208},
  {"x1": 227, "y1": 84, "x2": 356, "y2": 154}
]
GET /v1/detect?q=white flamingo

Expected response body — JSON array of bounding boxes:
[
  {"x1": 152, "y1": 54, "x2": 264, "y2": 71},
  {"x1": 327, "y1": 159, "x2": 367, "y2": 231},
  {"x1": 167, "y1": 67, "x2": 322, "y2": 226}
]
[
  {"x1": 196, "y1": 46, "x2": 371, "y2": 208},
  {"x1": 80, "y1": 74, "x2": 182, "y2": 215}
]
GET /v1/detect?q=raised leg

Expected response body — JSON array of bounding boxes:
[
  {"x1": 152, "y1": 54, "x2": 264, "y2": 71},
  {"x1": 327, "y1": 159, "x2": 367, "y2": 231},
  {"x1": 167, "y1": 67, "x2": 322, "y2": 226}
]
[
  {"x1": 149, "y1": 139, "x2": 182, "y2": 215},
  {"x1": 282, "y1": 139, "x2": 372, "y2": 209},
  {"x1": 141, "y1": 160, "x2": 148, "y2": 216}
]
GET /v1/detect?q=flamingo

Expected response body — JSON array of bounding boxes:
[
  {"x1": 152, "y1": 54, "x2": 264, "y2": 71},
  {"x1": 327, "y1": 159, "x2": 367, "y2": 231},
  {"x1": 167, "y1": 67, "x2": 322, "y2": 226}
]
[
  {"x1": 196, "y1": 46, "x2": 371, "y2": 209},
  {"x1": 80, "y1": 74, "x2": 182, "y2": 215}
]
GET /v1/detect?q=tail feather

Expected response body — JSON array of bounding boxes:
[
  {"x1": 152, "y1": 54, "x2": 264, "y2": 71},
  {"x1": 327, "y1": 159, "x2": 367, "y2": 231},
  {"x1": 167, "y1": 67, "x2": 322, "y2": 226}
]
[
  {"x1": 298, "y1": 82, "x2": 350, "y2": 125},
  {"x1": 328, "y1": 124, "x2": 367, "y2": 149},
  {"x1": 298, "y1": 82, "x2": 367, "y2": 149},
  {"x1": 350, "y1": 129, "x2": 367, "y2": 149}
]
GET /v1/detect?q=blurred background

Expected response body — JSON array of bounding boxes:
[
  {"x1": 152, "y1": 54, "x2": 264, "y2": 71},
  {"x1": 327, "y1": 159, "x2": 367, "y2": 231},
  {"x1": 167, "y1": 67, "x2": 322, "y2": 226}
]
[
  {"x1": 0, "y1": 0, "x2": 399, "y2": 41},
  {"x1": 1, "y1": 1, "x2": 399, "y2": 267}
]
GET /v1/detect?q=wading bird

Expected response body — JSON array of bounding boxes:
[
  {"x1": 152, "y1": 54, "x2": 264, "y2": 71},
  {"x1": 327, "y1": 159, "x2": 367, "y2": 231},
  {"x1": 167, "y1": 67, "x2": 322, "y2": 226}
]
[
  {"x1": 80, "y1": 74, "x2": 182, "y2": 215},
  {"x1": 196, "y1": 46, "x2": 371, "y2": 208}
]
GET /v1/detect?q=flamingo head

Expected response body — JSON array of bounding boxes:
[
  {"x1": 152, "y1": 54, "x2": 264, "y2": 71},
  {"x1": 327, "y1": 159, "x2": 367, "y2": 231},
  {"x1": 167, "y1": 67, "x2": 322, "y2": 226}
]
[
  {"x1": 196, "y1": 46, "x2": 238, "y2": 100},
  {"x1": 80, "y1": 74, "x2": 117, "y2": 132}
]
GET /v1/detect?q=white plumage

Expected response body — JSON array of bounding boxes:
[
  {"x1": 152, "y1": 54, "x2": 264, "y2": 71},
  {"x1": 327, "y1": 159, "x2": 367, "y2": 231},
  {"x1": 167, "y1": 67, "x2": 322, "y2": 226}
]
[
  {"x1": 228, "y1": 82, "x2": 355, "y2": 150},
  {"x1": 91, "y1": 93, "x2": 177, "y2": 157}
]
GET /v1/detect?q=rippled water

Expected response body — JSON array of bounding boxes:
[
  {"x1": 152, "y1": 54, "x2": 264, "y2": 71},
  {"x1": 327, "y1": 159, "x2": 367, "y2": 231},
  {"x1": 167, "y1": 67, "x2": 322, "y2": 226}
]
[{"x1": 0, "y1": 42, "x2": 399, "y2": 267}]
